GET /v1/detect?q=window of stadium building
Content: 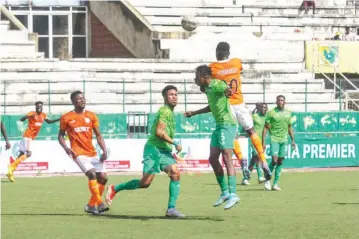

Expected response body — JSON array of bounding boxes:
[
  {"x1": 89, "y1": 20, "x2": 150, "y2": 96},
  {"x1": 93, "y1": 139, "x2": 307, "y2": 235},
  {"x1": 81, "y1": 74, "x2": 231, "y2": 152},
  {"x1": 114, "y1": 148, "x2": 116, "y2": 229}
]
[{"x1": 4, "y1": 1, "x2": 87, "y2": 58}]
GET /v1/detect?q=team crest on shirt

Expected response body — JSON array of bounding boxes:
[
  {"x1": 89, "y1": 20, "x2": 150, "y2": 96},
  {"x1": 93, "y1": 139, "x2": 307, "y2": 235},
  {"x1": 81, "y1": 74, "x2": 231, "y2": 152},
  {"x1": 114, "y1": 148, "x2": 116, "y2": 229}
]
[{"x1": 85, "y1": 117, "x2": 90, "y2": 124}]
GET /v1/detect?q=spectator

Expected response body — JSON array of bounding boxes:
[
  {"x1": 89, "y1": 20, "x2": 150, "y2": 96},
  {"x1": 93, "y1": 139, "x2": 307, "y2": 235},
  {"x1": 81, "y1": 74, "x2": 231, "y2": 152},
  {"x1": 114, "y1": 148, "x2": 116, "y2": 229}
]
[
  {"x1": 356, "y1": 28, "x2": 359, "y2": 41},
  {"x1": 342, "y1": 26, "x2": 356, "y2": 41},
  {"x1": 301, "y1": 0, "x2": 316, "y2": 14}
]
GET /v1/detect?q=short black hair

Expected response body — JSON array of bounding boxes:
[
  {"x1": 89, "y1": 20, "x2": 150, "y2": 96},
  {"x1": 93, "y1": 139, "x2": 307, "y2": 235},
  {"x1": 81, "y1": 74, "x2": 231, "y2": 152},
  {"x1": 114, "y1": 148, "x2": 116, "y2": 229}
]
[
  {"x1": 196, "y1": 65, "x2": 212, "y2": 78},
  {"x1": 71, "y1": 91, "x2": 83, "y2": 101},
  {"x1": 276, "y1": 95, "x2": 285, "y2": 100},
  {"x1": 162, "y1": 85, "x2": 177, "y2": 97},
  {"x1": 262, "y1": 102, "x2": 268, "y2": 106},
  {"x1": 216, "y1": 42, "x2": 230, "y2": 54},
  {"x1": 35, "y1": 101, "x2": 43, "y2": 105}
]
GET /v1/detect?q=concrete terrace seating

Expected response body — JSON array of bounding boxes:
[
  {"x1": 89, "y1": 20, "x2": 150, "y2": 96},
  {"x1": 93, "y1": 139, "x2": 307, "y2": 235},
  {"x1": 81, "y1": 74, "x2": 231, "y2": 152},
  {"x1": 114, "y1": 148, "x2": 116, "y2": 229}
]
[
  {"x1": 127, "y1": 0, "x2": 358, "y2": 34},
  {"x1": 0, "y1": 20, "x2": 43, "y2": 59},
  {"x1": 0, "y1": 59, "x2": 342, "y2": 114}
]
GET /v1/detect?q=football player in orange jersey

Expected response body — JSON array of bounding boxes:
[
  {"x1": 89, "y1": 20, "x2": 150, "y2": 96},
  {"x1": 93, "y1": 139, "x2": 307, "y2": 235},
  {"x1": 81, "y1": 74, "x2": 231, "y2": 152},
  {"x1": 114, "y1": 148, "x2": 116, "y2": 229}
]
[
  {"x1": 209, "y1": 42, "x2": 271, "y2": 183},
  {"x1": 6, "y1": 101, "x2": 59, "y2": 182},
  {"x1": 58, "y1": 91, "x2": 109, "y2": 215}
]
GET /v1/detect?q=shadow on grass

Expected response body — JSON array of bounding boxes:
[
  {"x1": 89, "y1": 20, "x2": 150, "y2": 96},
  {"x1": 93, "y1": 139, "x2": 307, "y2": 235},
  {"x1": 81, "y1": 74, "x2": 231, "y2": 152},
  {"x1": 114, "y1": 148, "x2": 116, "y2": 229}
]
[
  {"x1": 1, "y1": 213, "x2": 224, "y2": 221},
  {"x1": 205, "y1": 184, "x2": 265, "y2": 191},
  {"x1": 332, "y1": 202, "x2": 359, "y2": 205},
  {"x1": 99, "y1": 214, "x2": 224, "y2": 221}
]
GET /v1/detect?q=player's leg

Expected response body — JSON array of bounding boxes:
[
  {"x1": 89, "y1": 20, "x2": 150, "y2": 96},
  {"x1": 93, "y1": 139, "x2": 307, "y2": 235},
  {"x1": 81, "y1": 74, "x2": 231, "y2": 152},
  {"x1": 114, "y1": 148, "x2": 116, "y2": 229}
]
[
  {"x1": 163, "y1": 160, "x2": 185, "y2": 218},
  {"x1": 232, "y1": 104, "x2": 270, "y2": 177},
  {"x1": 7, "y1": 138, "x2": 32, "y2": 182},
  {"x1": 264, "y1": 142, "x2": 279, "y2": 190},
  {"x1": 272, "y1": 143, "x2": 287, "y2": 191},
  {"x1": 95, "y1": 161, "x2": 109, "y2": 213},
  {"x1": 74, "y1": 155, "x2": 104, "y2": 215},
  {"x1": 106, "y1": 144, "x2": 158, "y2": 205},
  {"x1": 233, "y1": 136, "x2": 250, "y2": 185},
  {"x1": 209, "y1": 127, "x2": 230, "y2": 207},
  {"x1": 220, "y1": 125, "x2": 240, "y2": 210},
  {"x1": 250, "y1": 153, "x2": 265, "y2": 184}
]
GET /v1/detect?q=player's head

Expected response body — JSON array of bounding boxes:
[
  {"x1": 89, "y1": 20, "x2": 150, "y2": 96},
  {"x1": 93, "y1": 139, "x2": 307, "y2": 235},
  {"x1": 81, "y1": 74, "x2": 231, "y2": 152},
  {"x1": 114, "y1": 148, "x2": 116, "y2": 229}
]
[
  {"x1": 71, "y1": 91, "x2": 86, "y2": 110},
  {"x1": 216, "y1": 42, "x2": 230, "y2": 61},
  {"x1": 162, "y1": 85, "x2": 178, "y2": 107},
  {"x1": 259, "y1": 103, "x2": 268, "y2": 115},
  {"x1": 276, "y1": 95, "x2": 286, "y2": 109},
  {"x1": 195, "y1": 65, "x2": 212, "y2": 87},
  {"x1": 35, "y1": 101, "x2": 43, "y2": 113}
]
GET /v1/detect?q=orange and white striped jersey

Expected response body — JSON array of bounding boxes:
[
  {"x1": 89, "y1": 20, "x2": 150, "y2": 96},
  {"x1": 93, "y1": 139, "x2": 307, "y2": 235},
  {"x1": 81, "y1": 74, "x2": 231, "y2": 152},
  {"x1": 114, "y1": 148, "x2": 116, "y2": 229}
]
[{"x1": 209, "y1": 58, "x2": 244, "y2": 105}]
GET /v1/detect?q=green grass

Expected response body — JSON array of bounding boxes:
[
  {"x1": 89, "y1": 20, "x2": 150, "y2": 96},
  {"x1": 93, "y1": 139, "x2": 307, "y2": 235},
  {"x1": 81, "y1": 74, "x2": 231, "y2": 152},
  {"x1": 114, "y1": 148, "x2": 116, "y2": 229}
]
[{"x1": 2, "y1": 171, "x2": 359, "y2": 239}]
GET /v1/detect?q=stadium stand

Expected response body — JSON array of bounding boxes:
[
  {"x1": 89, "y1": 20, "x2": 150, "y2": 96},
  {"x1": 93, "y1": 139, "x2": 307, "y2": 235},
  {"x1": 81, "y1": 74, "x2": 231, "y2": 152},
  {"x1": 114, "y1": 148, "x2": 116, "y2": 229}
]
[{"x1": 1, "y1": 0, "x2": 357, "y2": 115}]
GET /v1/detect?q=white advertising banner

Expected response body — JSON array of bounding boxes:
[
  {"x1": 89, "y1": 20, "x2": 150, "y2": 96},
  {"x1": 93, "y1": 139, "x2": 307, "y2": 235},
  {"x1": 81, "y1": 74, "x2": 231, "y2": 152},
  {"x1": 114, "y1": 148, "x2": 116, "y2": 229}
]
[{"x1": 0, "y1": 138, "x2": 248, "y2": 175}]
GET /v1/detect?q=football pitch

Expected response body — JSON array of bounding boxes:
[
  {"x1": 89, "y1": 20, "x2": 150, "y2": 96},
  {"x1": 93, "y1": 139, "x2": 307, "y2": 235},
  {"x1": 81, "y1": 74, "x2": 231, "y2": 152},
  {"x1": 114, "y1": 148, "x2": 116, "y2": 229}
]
[{"x1": 2, "y1": 171, "x2": 359, "y2": 239}]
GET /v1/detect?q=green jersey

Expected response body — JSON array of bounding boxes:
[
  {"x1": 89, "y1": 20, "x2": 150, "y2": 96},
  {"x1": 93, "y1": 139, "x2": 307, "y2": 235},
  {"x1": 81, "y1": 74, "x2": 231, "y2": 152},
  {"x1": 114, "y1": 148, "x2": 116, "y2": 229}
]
[
  {"x1": 265, "y1": 107, "x2": 292, "y2": 143},
  {"x1": 252, "y1": 113, "x2": 266, "y2": 140},
  {"x1": 147, "y1": 105, "x2": 175, "y2": 151},
  {"x1": 205, "y1": 79, "x2": 237, "y2": 126}
]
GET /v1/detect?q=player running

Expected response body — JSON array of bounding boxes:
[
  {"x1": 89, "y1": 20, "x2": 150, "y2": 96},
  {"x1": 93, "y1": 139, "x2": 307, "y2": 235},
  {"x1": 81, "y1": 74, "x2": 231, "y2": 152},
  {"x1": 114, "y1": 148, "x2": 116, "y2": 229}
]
[
  {"x1": 248, "y1": 103, "x2": 267, "y2": 184},
  {"x1": 262, "y1": 95, "x2": 296, "y2": 191},
  {"x1": 106, "y1": 85, "x2": 185, "y2": 218},
  {"x1": 185, "y1": 65, "x2": 240, "y2": 210},
  {"x1": 58, "y1": 91, "x2": 109, "y2": 215},
  {"x1": 6, "y1": 101, "x2": 59, "y2": 182},
  {"x1": 209, "y1": 42, "x2": 271, "y2": 180},
  {"x1": 1, "y1": 121, "x2": 11, "y2": 151}
]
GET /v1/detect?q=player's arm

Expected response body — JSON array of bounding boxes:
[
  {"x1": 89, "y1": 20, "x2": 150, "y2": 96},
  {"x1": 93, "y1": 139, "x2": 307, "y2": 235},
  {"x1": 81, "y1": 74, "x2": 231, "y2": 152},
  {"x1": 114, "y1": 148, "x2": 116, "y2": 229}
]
[
  {"x1": 20, "y1": 115, "x2": 28, "y2": 121},
  {"x1": 93, "y1": 127, "x2": 107, "y2": 161},
  {"x1": 288, "y1": 114, "x2": 296, "y2": 148},
  {"x1": 58, "y1": 116, "x2": 76, "y2": 159},
  {"x1": 262, "y1": 123, "x2": 269, "y2": 150},
  {"x1": 45, "y1": 118, "x2": 60, "y2": 124},
  {"x1": 184, "y1": 105, "x2": 211, "y2": 118},
  {"x1": 156, "y1": 120, "x2": 175, "y2": 145},
  {"x1": 1, "y1": 121, "x2": 11, "y2": 150}
]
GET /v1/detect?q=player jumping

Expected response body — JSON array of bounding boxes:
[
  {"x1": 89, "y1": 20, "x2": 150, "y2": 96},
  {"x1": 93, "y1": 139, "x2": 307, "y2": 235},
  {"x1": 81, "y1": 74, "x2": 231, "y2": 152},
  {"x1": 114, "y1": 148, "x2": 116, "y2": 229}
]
[
  {"x1": 106, "y1": 85, "x2": 185, "y2": 218},
  {"x1": 185, "y1": 65, "x2": 240, "y2": 210},
  {"x1": 248, "y1": 103, "x2": 267, "y2": 184},
  {"x1": 262, "y1": 95, "x2": 296, "y2": 191},
  {"x1": 209, "y1": 42, "x2": 271, "y2": 181},
  {"x1": 6, "y1": 101, "x2": 59, "y2": 182},
  {"x1": 58, "y1": 91, "x2": 109, "y2": 215}
]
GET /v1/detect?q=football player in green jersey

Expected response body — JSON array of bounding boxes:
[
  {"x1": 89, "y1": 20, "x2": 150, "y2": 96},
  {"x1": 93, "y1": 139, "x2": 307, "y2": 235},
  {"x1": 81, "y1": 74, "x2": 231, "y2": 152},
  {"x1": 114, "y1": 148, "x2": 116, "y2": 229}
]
[
  {"x1": 106, "y1": 85, "x2": 185, "y2": 218},
  {"x1": 262, "y1": 95, "x2": 296, "y2": 191},
  {"x1": 185, "y1": 65, "x2": 240, "y2": 210}
]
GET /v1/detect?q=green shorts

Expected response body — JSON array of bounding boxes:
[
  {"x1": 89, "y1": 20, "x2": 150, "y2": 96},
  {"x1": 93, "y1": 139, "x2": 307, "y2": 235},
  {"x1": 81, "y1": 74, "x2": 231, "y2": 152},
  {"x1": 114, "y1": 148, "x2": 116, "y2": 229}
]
[
  {"x1": 270, "y1": 142, "x2": 288, "y2": 158},
  {"x1": 142, "y1": 144, "x2": 176, "y2": 174},
  {"x1": 210, "y1": 124, "x2": 237, "y2": 149}
]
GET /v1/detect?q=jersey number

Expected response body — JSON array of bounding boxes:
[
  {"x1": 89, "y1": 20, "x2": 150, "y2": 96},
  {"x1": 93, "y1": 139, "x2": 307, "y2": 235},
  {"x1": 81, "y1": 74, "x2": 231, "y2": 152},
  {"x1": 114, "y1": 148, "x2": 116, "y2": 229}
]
[{"x1": 229, "y1": 78, "x2": 238, "y2": 93}]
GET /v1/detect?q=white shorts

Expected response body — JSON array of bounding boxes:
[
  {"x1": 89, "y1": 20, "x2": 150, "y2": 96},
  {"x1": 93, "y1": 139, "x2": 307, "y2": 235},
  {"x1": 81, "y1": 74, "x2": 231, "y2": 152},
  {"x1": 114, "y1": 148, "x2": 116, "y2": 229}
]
[
  {"x1": 230, "y1": 103, "x2": 254, "y2": 130},
  {"x1": 18, "y1": 137, "x2": 32, "y2": 153},
  {"x1": 75, "y1": 155, "x2": 106, "y2": 173}
]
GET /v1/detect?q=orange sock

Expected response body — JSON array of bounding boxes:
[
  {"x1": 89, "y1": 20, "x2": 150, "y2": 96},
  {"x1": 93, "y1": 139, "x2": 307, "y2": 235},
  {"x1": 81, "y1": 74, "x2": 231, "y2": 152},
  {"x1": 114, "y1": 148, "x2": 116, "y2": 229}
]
[
  {"x1": 88, "y1": 180, "x2": 102, "y2": 207},
  {"x1": 98, "y1": 184, "x2": 105, "y2": 196},
  {"x1": 250, "y1": 133, "x2": 267, "y2": 163},
  {"x1": 10, "y1": 154, "x2": 27, "y2": 170},
  {"x1": 233, "y1": 140, "x2": 243, "y2": 160}
]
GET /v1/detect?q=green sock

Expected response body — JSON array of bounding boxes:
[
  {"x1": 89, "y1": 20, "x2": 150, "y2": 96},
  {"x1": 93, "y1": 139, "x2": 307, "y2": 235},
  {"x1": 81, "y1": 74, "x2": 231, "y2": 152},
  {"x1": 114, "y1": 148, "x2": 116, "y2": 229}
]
[
  {"x1": 228, "y1": 175, "x2": 237, "y2": 194},
  {"x1": 168, "y1": 180, "x2": 180, "y2": 209},
  {"x1": 216, "y1": 176, "x2": 229, "y2": 195},
  {"x1": 255, "y1": 163, "x2": 263, "y2": 179},
  {"x1": 114, "y1": 179, "x2": 140, "y2": 192},
  {"x1": 273, "y1": 164, "x2": 283, "y2": 185}
]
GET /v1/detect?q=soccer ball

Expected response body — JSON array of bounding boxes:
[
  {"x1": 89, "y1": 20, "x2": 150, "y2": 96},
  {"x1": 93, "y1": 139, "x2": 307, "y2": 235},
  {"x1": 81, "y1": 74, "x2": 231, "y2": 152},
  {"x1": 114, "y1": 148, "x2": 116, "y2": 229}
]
[{"x1": 181, "y1": 16, "x2": 197, "y2": 32}]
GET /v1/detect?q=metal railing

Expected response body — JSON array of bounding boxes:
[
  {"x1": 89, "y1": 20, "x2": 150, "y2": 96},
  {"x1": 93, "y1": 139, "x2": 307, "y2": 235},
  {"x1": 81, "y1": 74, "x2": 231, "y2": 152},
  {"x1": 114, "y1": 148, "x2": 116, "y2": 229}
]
[{"x1": 0, "y1": 78, "x2": 347, "y2": 115}]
